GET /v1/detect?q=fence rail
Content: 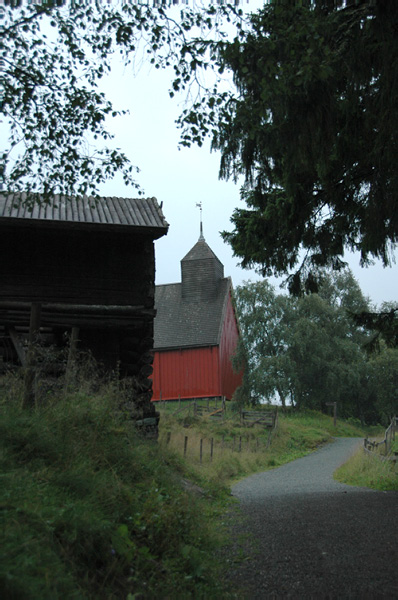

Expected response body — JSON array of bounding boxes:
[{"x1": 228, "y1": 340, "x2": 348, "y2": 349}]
[
  {"x1": 364, "y1": 416, "x2": 397, "y2": 461},
  {"x1": 241, "y1": 409, "x2": 277, "y2": 428},
  {"x1": 158, "y1": 398, "x2": 279, "y2": 430}
]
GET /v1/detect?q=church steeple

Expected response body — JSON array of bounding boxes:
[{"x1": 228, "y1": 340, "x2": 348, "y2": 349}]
[{"x1": 181, "y1": 234, "x2": 224, "y2": 303}]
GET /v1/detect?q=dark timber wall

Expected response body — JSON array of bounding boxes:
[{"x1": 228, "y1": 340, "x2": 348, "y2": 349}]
[
  {"x1": 0, "y1": 194, "x2": 168, "y2": 433},
  {"x1": 1, "y1": 227, "x2": 155, "y2": 306}
]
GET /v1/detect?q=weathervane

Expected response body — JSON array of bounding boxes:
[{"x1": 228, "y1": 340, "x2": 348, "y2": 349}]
[{"x1": 196, "y1": 202, "x2": 204, "y2": 240}]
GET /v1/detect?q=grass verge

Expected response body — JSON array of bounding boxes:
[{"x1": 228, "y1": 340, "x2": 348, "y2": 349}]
[
  {"x1": 334, "y1": 447, "x2": 398, "y2": 491},
  {"x1": 0, "y1": 377, "x2": 228, "y2": 599}
]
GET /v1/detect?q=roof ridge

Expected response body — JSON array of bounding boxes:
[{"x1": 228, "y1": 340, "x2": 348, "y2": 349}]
[{"x1": 155, "y1": 282, "x2": 181, "y2": 288}]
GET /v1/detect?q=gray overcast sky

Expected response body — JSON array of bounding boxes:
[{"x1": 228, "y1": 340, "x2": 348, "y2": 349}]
[{"x1": 99, "y1": 37, "x2": 397, "y2": 309}]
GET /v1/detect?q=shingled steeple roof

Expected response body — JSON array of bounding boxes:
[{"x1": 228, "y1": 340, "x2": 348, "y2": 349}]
[{"x1": 181, "y1": 238, "x2": 219, "y2": 262}]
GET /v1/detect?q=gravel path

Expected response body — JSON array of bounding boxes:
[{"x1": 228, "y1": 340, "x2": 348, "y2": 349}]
[{"x1": 225, "y1": 438, "x2": 398, "y2": 599}]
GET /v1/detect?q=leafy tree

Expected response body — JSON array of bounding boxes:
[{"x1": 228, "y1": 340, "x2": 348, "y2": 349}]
[
  {"x1": 369, "y1": 347, "x2": 398, "y2": 423},
  {"x1": 180, "y1": 0, "x2": 398, "y2": 293},
  {"x1": 316, "y1": 270, "x2": 370, "y2": 316},
  {"x1": 234, "y1": 270, "x2": 373, "y2": 417},
  {"x1": 1, "y1": 1, "x2": 239, "y2": 200},
  {"x1": 233, "y1": 280, "x2": 295, "y2": 407},
  {"x1": 287, "y1": 291, "x2": 367, "y2": 415},
  {"x1": 3, "y1": 2, "x2": 135, "y2": 198}
]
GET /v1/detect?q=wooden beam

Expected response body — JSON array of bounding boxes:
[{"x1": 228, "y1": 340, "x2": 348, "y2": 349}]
[
  {"x1": 0, "y1": 301, "x2": 155, "y2": 329},
  {"x1": 7, "y1": 326, "x2": 26, "y2": 366},
  {"x1": 0, "y1": 300, "x2": 151, "y2": 314}
]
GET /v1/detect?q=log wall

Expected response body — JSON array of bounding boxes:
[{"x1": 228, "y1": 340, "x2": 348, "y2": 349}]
[
  {"x1": 1, "y1": 226, "x2": 155, "y2": 306},
  {"x1": 0, "y1": 223, "x2": 159, "y2": 431}
]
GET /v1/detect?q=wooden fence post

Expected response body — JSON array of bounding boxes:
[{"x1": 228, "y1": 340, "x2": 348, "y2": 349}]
[
  {"x1": 200, "y1": 439, "x2": 203, "y2": 464},
  {"x1": 210, "y1": 438, "x2": 214, "y2": 462},
  {"x1": 23, "y1": 302, "x2": 41, "y2": 408},
  {"x1": 184, "y1": 436, "x2": 188, "y2": 457},
  {"x1": 326, "y1": 402, "x2": 337, "y2": 427}
]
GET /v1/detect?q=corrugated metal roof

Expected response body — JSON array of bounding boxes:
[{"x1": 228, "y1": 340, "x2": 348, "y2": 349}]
[
  {"x1": 0, "y1": 193, "x2": 169, "y2": 236},
  {"x1": 153, "y1": 278, "x2": 232, "y2": 350}
]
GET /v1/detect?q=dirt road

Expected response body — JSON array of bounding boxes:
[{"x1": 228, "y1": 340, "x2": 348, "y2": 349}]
[{"x1": 226, "y1": 438, "x2": 397, "y2": 599}]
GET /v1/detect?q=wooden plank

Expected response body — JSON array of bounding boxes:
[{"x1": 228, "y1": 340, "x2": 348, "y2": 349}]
[
  {"x1": 7, "y1": 326, "x2": 26, "y2": 366},
  {"x1": 208, "y1": 408, "x2": 223, "y2": 417}
]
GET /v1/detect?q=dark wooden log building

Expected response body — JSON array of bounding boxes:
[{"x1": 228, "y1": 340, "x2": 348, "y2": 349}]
[{"x1": 0, "y1": 193, "x2": 168, "y2": 430}]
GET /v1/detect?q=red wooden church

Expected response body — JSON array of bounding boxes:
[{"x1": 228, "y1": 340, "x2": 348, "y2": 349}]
[{"x1": 151, "y1": 227, "x2": 242, "y2": 402}]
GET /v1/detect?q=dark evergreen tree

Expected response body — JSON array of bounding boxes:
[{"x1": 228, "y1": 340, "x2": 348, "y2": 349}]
[
  {"x1": 180, "y1": 1, "x2": 397, "y2": 295},
  {"x1": 352, "y1": 305, "x2": 398, "y2": 351}
]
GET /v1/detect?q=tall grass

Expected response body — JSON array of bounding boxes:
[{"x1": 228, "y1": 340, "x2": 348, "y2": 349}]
[
  {"x1": 0, "y1": 374, "x2": 227, "y2": 599},
  {"x1": 334, "y1": 447, "x2": 398, "y2": 491}
]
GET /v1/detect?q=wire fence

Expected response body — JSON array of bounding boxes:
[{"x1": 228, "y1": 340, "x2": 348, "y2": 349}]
[
  {"x1": 157, "y1": 399, "x2": 279, "y2": 463},
  {"x1": 162, "y1": 429, "x2": 275, "y2": 464}
]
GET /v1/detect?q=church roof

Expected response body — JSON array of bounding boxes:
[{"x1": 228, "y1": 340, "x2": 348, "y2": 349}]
[{"x1": 153, "y1": 277, "x2": 232, "y2": 350}]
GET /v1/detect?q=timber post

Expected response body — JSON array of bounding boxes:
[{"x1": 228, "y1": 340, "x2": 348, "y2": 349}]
[
  {"x1": 326, "y1": 402, "x2": 337, "y2": 427},
  {"x1": 65, "y1": 326, "x2": 80, "y2": 392},
  {"x1": 23, "y1": 302, "x2": 41, "y2": 408},
  {"x1": 184, "y1": 435, "x2": 188, "y2": 457}
]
